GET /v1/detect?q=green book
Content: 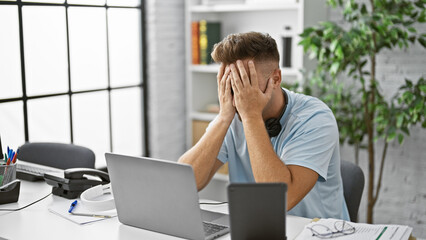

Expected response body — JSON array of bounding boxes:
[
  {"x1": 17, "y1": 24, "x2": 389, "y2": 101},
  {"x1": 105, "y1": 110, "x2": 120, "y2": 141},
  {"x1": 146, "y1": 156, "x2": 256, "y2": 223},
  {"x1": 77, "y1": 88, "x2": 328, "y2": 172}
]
[{"x1": 199, "y1": 21, "x2": 221, "y2": 65}]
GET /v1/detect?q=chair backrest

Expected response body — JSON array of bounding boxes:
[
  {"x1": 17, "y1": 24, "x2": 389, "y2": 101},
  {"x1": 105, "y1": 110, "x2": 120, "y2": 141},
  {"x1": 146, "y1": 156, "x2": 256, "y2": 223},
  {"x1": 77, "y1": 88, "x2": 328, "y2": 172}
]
[
  {"x1": 340, "y1": 160, "x2": 365, "y2": 222},
  {"x1": 17, "y1": 142, "x2": 95, "y2": 169}
]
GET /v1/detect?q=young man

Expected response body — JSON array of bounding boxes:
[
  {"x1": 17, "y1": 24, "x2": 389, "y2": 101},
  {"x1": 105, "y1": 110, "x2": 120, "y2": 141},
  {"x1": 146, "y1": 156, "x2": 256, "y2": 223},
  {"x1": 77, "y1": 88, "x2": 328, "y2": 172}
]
[{"x1": 179, "y1": 32, "x2": 350, "y2": 220}]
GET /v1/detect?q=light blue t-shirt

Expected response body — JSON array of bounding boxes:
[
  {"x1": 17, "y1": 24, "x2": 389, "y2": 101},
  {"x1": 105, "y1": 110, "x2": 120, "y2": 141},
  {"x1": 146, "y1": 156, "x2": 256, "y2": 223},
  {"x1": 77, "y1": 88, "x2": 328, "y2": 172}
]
[{"x1": 211, "y1": 88, "x2": 350, "y2": 220}]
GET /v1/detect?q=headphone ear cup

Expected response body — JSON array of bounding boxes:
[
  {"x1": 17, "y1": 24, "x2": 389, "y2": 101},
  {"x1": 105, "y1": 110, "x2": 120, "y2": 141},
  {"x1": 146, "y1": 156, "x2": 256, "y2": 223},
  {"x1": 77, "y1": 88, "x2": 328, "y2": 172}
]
[
  {"x1": 264, "y1": 88, "x2": 288, "y2": 138},
  {"x1": 265, "y1": 118, "x2": 282, "y2": 137}
]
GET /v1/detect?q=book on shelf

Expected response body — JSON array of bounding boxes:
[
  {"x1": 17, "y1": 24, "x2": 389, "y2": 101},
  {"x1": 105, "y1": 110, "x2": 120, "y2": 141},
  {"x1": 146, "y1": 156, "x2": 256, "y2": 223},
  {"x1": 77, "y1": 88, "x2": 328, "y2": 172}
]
[
  {"x1": 198, "y1": 20, "x2": 221, "y2": 65},
  {"x1": 191, "y1": 21, "x2": 200, "y2": 65}
]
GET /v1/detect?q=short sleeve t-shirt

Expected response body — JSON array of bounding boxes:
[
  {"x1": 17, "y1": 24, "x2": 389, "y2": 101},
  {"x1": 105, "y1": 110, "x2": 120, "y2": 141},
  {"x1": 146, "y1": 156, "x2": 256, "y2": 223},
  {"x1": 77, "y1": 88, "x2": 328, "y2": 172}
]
[{"x1": 210, "y1": 88, "x2": 350, "y2": 220}]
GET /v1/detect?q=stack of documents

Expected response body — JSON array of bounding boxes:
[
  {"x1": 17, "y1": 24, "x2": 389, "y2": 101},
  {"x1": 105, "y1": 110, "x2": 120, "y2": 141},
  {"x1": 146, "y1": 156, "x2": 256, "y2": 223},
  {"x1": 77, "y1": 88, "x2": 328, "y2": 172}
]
[{"x1": 295, "y1": 218, "x2": 413, "y2": 240}]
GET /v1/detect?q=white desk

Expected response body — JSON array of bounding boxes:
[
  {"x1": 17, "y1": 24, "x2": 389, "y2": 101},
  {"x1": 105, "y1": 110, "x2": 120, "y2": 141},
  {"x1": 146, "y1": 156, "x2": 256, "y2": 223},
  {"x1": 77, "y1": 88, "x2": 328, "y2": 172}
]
[{"x1": 0, "y1": 180, "x2": 311, "y2": 240}]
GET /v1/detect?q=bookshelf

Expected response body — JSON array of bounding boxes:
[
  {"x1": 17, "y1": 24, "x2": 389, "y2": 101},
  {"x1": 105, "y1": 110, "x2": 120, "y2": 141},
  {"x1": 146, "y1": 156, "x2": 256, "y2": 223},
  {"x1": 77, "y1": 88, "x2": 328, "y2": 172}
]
[{"x1": 185, "y1": 0, "x2": 328, "y2": 149}]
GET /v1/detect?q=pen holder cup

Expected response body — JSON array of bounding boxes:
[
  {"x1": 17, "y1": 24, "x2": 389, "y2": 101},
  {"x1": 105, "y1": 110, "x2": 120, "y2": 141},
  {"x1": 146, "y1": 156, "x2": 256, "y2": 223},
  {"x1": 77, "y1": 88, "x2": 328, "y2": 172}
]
[
  {"x1": 0, "y1": 163, "x2": 20, "y2": 205},
  {"x1": 0, "y1": 163, "x2": 17, "y2": 186}
]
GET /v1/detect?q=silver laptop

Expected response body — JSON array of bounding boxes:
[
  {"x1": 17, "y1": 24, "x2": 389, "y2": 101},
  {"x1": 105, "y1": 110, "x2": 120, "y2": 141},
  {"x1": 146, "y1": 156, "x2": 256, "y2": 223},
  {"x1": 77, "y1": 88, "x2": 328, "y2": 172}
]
[{"x1": 105, "y1": 153, "x2": 230, "y2": 240}]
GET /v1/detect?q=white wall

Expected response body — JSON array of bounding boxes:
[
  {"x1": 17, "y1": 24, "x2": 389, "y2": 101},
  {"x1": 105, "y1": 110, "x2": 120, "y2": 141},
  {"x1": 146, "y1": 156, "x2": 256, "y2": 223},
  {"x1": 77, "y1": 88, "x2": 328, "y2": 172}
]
[
  {"x1": 146, "y1": 0, "x2": 426, "y2": 238},
  {"x1": 146, "y1": 0, "x2": 187, "y2": 160}
]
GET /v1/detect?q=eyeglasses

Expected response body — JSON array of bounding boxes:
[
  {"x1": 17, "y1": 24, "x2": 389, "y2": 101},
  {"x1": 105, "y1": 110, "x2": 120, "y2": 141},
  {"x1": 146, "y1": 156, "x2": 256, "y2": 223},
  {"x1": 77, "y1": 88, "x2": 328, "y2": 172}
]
[{"x1": 307, "y1": 220, "x2": 355, "y2": 239}]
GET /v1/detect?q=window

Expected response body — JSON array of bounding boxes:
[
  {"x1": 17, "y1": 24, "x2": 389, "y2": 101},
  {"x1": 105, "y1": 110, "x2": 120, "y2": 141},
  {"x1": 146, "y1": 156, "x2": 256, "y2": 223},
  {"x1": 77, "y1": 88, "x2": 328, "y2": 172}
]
[{"x1": 0, "y1": 0, "x2": 148, "y2": 168}]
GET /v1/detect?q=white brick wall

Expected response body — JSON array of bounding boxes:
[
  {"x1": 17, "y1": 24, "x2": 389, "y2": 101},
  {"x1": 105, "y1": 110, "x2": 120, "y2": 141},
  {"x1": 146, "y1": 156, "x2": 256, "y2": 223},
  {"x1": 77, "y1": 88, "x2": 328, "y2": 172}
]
[
  {"x1": 146, "y1": 0, "x2": 187, "y2": 160},
  {"x1": 147, "y1": 1, "x2": 426, "y2": 237}
]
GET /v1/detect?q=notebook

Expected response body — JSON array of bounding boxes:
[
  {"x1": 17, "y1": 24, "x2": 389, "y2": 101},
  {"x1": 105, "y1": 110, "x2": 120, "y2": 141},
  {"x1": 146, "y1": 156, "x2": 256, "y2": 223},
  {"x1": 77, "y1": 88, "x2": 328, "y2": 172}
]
[
  {"x1": 228, "y1": 183, "x2": 287, "y2": 240},
  {"x1": 105, "y1": 153, "x2": 229, "y2": 240}
]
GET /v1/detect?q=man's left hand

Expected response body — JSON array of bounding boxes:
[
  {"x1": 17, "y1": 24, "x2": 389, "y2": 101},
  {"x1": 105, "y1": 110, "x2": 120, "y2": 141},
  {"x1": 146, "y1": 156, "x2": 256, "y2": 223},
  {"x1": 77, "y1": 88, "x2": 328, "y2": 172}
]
[{"x1": 230, "y1": 60, "x2": 274, "y2": 121}]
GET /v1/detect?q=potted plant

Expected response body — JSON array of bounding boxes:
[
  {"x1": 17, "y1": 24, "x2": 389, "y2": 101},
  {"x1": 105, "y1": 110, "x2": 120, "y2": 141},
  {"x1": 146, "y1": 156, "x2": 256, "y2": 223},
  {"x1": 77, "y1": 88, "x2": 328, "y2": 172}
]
[{"x1": 297, "y1": 0, "x2": 425, "y2": 223}]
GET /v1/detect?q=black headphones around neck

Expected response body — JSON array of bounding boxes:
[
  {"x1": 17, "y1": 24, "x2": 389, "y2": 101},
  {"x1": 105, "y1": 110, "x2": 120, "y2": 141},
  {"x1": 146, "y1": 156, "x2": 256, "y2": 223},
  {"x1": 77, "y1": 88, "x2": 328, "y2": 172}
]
[{"x1": 265, "y1": 89, "x2": 288, "y2": 138}]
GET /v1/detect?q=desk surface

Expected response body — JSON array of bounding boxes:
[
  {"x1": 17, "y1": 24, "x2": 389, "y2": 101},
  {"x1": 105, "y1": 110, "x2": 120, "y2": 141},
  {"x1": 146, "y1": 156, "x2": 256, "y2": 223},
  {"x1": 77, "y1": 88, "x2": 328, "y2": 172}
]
[{"x1": 0, "y1": 180, "x2": 311, "y2": 240}]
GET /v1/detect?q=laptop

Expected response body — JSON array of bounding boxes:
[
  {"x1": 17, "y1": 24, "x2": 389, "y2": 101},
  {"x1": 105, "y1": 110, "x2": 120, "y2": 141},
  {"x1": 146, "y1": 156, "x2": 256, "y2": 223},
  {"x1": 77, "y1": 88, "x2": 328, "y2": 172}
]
[{"x1": 105, "y1": 153, "x2": 230, "y2": 240}]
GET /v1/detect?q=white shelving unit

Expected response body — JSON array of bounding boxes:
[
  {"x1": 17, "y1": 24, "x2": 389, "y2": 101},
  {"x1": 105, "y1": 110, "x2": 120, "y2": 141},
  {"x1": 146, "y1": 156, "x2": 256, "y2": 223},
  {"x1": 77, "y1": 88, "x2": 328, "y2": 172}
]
[
  {"x1": 190, "y1": 2, "x2": 300, "y2": 12},
  {"x1": 185, "y1": 0, "x2": 328, "y2": 148}
]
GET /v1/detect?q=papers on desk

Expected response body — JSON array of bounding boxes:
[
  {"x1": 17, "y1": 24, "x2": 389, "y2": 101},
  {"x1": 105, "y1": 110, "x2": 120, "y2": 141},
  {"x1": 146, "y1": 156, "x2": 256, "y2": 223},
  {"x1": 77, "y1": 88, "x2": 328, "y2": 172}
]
[
  {"x1": 48, "y1": 199, "x2": 117, "y2": 225},
  {"x1": 295, "y1": 218, "x2": 413, "y2": 240}
]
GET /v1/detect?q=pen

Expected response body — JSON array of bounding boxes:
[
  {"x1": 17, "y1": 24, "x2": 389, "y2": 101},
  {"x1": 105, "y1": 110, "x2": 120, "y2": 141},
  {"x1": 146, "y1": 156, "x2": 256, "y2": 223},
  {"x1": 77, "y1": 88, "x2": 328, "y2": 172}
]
[
  {"x1": 69, "y1": 212, "x2": 113, "y2": 218},
  {"x1": 376, "y1": 226, "x2": 387, "y2": 240},
  {"x1": 12, "y1": 149, "x2": 19, "y2": 164},
  {"x1": 67, "y1": 200, "x2": 113, "y2": 218},
  {"x1": 6, "y1": 149, "x2": 13, "y2": 165},
  {"x1": 8, "y1": 148, "x2": 13, "y2": 161},
  {"x1": 9, "y1": 151, "x2": 15, "y2": 163},
  {"x1": 68, "y1": 200, "x2": 78, "y2": 213}
]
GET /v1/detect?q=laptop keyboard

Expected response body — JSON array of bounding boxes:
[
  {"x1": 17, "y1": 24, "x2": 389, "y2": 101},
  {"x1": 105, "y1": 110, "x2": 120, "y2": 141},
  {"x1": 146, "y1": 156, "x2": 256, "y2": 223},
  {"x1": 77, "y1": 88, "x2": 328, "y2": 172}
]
[{"x1": 203, "y1": 221, "x2": 228, "y2": 237}]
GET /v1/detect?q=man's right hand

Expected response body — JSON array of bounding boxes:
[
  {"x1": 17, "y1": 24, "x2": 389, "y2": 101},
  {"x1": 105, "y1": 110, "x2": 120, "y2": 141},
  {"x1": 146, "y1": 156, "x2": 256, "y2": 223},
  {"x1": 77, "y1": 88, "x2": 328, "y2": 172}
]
[{"x1": 217, "y1": 63, "x2": 236, "y2": 123}]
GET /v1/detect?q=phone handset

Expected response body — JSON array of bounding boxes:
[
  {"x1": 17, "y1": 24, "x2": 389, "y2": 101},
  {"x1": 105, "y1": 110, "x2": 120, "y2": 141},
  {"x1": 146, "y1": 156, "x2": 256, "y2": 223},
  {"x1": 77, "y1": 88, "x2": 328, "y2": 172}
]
[
  {"x1": 64, "y1": 168, "x2": 110, "y2": 184},
  {"x1": 44, "y1": 167, "x2": 110, "y2": 199}
]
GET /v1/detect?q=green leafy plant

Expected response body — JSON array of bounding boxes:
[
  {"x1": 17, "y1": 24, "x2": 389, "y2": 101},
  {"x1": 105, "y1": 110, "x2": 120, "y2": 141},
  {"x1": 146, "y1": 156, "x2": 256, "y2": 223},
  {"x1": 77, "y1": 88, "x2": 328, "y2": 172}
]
[{"x1": 298, "y1": 0, "x2": 426, "y2": 223}]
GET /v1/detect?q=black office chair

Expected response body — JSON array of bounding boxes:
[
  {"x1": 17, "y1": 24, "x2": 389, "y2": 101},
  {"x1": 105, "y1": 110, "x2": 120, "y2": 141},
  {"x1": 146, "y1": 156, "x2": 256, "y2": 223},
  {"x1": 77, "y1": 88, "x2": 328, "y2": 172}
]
[
  {"x1": 17, "y1": 142, "x2": 95, "y2": 169},
  {"x1": 340, "y1": 160, "x2": 365, "y2": 222}
]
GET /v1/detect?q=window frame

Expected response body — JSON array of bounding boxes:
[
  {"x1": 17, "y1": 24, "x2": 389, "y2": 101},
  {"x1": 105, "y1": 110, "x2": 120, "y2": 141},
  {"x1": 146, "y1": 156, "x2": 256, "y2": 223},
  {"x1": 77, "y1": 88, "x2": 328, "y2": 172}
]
[{"x1": 0, "y1": 0, "x2": 149, "y2": 157}]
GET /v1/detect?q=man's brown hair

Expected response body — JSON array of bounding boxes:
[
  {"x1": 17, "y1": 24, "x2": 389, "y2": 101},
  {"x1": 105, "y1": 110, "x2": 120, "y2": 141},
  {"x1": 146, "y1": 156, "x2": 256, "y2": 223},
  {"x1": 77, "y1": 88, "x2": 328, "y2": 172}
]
[{"x1": 211, "y1": 32, "x2": 280, "y2": 65}]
